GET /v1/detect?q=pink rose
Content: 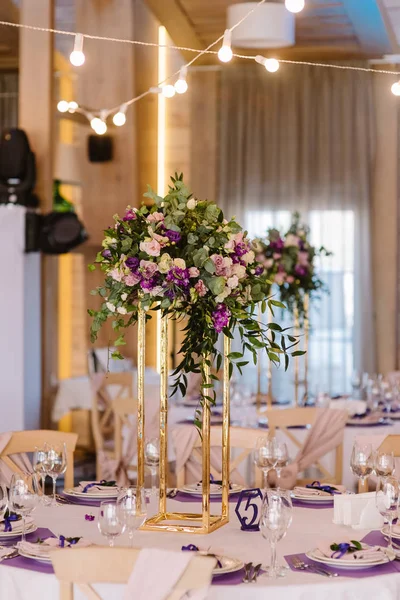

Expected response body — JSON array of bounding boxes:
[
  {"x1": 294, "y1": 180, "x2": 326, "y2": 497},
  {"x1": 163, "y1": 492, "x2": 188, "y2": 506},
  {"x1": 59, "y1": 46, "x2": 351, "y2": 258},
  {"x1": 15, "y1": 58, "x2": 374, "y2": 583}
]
[
  {"x1": 274, "y1": 272, "x2": 286, "y2": 285},
  {"x1": 298, "y1": 251, "x2": 309, "y2": 267},
  {"x1": 124, "y1": 272, "x2": 141, "y2": 286},
  {"x1": 224, "y1": 239, "x2": 235, "y2": 251},
  {"x1": 147, "y1": 211, "x2": 164, "y2": 223},
  {"x1": 286, "y1": 275, "x2": 295, "y2": 283},
  {"x1": 195, "y1": 279, "x2": 207, "y2": 297},
  {"x1": 188, "y1": 267, "x2": 200, "y2": 278},
  {"x1": 140, "y1": 239, "x2": 161, "y2": 257},
  {"x1": 109, "y1": 267, "x2": 124, "y2": 282},
  {"x1": 264, "y1": 258, "x2": 274, "y2": 269},
  {"x1": 140, "y1": 260, "x2": 158, "y2": 279},
  {"x1": 273, "y1": 252, "x2": 281, "y2": 260},
  {"x1": 210, "y1": 254, "x2": 232, "y2": 277}
]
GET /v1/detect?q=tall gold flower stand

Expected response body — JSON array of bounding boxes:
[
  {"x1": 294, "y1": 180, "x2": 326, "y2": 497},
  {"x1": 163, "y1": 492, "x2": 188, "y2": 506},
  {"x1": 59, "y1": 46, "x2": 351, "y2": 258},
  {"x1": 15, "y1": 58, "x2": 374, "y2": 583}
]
[
  {"x1": 137, "y1": 309, "x2": 231, "y2": 534},
  {"x1": 294, "y1": 293, "x2": 309, "y2": 406}
]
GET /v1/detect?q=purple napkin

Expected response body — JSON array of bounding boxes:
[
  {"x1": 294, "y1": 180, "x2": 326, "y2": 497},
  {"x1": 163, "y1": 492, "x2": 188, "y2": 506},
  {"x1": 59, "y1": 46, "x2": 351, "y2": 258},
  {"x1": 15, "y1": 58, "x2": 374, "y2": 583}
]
[
  {"x1": 285, "y1": 551, "x2": 399, "y2": 578},
  {"x1": 1, "y1": 527, "x2": 55, "y2": 575}
]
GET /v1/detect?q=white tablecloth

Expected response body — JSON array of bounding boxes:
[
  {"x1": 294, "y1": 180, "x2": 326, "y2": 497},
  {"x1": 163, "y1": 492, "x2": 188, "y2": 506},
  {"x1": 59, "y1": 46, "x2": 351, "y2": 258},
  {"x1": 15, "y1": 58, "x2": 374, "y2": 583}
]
[{"x1": 1, "y1": 498, "x2": 400, "y2": 599}]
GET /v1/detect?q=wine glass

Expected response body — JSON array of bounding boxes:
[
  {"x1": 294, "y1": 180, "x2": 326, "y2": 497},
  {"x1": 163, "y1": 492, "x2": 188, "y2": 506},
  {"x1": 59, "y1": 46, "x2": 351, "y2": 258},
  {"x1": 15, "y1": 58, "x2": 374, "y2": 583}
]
[
  {"x1": 116, "y1": 487, "x2": 147, "y2": 547},
  {"x1": 374, "y1": 451, "x2": 395, "y2": 479},
  {"x1": 33, "y1": 444, "x2": 53, "y2": 505},
  {"x1": 0, "y1": 484, "x2": 8, "y2": 519},
  {"x1": 144, "y1": 438, "x2": 160, "y2": 497},
  {"x1": 350, "y1": 442, "x2": 373, "y2": 488},
  {"x1": 274, "y1": 442, "x2": 289, "y2": 484},
  {"x1": 9, "y1": 473, "x2": 40, "y2": 541},
  {"x1": 351, "y1": 370, "x2": 362, "y2": 396},
  {"x1": 254, "y1": 437, "x2": 278, "y2": 489},
  {"x1": 260, "y1": 489, "x2": 293, "y2": 578},
  {"x1": 98, "y1": 501, "x2": 125, "y2": 547},
  {"x1": 376, "y1": 476, "x2": 400, "y2": 551},
  {"x1": 47, "y1": 443, "x2": 67, "y2": 506}
]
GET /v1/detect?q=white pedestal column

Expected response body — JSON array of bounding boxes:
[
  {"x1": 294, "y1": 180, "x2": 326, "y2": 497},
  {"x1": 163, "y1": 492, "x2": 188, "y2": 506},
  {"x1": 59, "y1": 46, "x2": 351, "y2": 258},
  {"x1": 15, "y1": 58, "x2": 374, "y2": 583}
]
[{"x1": 0, "y1": 205, "x2": 41, "y2": 431}]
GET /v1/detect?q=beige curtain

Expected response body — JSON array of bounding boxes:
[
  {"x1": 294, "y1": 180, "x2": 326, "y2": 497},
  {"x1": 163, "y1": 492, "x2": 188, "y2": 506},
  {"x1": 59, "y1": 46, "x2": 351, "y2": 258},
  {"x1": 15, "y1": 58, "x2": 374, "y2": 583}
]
[
  {"x1": 219, "y1": 63, "x2": 376, "y2": 381},
  {"x1": 0, "y1": 72, "x2": 18, "y2": 131}
]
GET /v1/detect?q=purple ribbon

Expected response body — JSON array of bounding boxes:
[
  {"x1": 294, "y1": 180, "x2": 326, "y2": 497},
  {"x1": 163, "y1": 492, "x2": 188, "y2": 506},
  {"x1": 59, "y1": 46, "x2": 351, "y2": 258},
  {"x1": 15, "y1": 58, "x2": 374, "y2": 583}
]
[
  {"x1": 306, "y1": 481, "x2": 340, "y2": 495},
  {"x1": 181, "y1": 545, "x2": 222, "y2": 568},
  {"x1": 82, "y1": 480, "x2": 116, "y2": 493},
  {"x1": 3, "y1": 513, "x2": 19, "y2": 533},
  {"x1": 59, "y1": 535, "x2": 80, "y2": 548},
  {"x1": 331, "y1": 543, "x2": 352, "y2": 559}
]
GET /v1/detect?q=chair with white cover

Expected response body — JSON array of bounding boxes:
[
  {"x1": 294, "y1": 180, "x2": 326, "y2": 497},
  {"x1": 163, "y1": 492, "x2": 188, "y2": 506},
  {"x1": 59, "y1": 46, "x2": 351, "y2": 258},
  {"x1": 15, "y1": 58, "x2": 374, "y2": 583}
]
[
  {"x1": 266, "y1": 406, "x2": 346, "y2": 488},
  {"x1": 0, "y1": 430, "x2": 77, "y2": 488},
  {"x1": 51, "y1": 546, "x2": 215, "y2": 600},
  {"x1": 91, "y1": 372, "x2": 137, "y2": 483},
  {"x1": 174, "y1": 425, "x2": 263, "y2": 487}
]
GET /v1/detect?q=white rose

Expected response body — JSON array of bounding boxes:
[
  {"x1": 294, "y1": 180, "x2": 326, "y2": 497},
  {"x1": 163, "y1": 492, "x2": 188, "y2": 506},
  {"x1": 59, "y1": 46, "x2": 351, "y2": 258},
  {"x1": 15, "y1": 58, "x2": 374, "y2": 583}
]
[
  {"x1": 117, "y1": 306, "x2": 127, "y2": 315},
  {"x1": 121, "y1": 293, "x2": 128, "y2": 301},
  {"x1": 231, "y1": 264, "x2": 246, "y2": 279},
  {"x1": 173, "y1": 258, "x2": 186, "y2": 269},
  {"x1": 242, "y1": 250, "x2": 255, "y2": 265},
  {"x1": 158, "y1": 253, "x2": 173, "y2": 274},
  {"x1": 215, "y1": 287, "x2": 231, "y2": 303},
  {"x1": 187, "y1": 198, "x2": 197, "y2": 210},
  {"x1": 106, "y1": 302, "x2": 116, "y2": 313}
]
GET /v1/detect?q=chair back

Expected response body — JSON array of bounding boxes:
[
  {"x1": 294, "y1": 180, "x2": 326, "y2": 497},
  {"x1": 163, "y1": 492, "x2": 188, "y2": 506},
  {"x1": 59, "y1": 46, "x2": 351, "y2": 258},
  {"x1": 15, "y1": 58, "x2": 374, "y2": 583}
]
[
  {"x1": 266, "y1": 407, "x2": 343, "y2": 485},
  {"x1": 378, "y1": 435, "x2": 400, "y2": 455},
  {"x1": 51, "y1": 546, "x2": 215, "y2": 600},
  {"x1": 176, "y1": 426, "x2": 263, "y2": 487},
  {"x1": 91, "y1": 372, "x2": 136, "y2": 479},
  {"x1": 0, "y1": 430, "x2": 77, "y2": 488}
]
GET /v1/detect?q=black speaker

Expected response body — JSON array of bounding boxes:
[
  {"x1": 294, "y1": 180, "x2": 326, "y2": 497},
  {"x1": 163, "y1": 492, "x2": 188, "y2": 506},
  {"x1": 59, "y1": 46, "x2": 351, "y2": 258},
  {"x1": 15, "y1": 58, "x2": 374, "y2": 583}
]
[
  {"x1": 88, "y1": 135, "x2": 113, "y2": 163},
  {"x1": 25, "y1": 211, "x2": 88, "y2": 254}
]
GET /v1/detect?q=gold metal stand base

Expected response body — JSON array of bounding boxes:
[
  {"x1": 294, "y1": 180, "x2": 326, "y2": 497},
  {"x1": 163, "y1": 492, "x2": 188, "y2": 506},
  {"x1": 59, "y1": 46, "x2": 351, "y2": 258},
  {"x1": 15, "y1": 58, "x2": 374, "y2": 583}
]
[{"x1": 140, "y1": 512, "x2": 229, "y2": 534}]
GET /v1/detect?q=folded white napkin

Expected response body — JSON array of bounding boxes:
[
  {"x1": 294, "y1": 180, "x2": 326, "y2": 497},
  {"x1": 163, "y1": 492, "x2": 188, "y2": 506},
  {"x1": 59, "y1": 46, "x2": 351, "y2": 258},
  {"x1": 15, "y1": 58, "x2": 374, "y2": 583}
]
[
  {"x1": 318, "y1": 540, "x2": 385, "y2": 562},
  {"x1": 294, "y1": 484, "x2": 346, "y2": 497},
  {"x1": 0, "y1": 547, "x2": 17, "y2": 559},
  {"x1": 0, "y1": 516, "x2": 34, "y2": 533},
  {"x1": 124, "y1": 549, "x2": 193, "y2": 600},
  {"x1": 17, "y1": 537, "x2": 92, "y2": 557},
  {"x1": 77, "y1": 481, "x2": 117, "y2": 495}
]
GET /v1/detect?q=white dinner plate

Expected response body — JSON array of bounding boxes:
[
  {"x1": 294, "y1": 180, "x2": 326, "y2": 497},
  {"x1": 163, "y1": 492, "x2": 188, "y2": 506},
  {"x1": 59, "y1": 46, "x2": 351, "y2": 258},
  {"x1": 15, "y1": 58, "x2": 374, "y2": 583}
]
[
  {"x1": 209, "y1": 554, "x2": 244, "y2": 576},
  {"x1": 179, "y1": 483, "x2": 243, "y2": 497},
  {"x1": 291, "y1": 492, "x2": 335, "y2": 504},
  {"x1": 18, "y1": 547, "x2": 53, "y2": 563},
  {"x1": 0, "y1": 524, "x2": 37, "y2": 539},
  {"x1": 381, "y1": 525, "x2": 400, "y2": 541},
  {"x1": 306, "y1": 547, "x2": 394, "y2": 570},
  {"x1": 63, "y1": 487, "x2": 119, "y2": 500}
]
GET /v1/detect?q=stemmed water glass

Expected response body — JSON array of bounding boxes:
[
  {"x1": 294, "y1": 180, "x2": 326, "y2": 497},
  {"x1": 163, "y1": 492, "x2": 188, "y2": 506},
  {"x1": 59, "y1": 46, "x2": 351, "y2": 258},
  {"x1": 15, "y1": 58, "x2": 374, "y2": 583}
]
[
  {"x1": 116, "y1": 486, "x2": 147, "y2": 547},
  {"x1": 0, "y1": 484, "x2": 8, "y2": 519},
  {"x1": 9, "y1": 473, "x2": 40, "y2": 542},
  {"x1": 33, "y1": 444, "x2": 53, "y2": 505},
  {"x1": 274, "y1": 442, "x2": 289, "y2": 485},
  {"x1": 260, "y1": 489, "x2": 293, "y2": 578},
  {"x1": 254, "y1": 437, "x2": 278, "y2": 489},
  {"x1": 350, "y1": 442, "x2": 374, "y2": 488},
  {"x1": 376, "y1": 476, "x2": 400, "y2": 551},
  {"x1": 374, "y1": 451, "x2": 395, "y2": 480},
  {"x1": 47, "y1": 443, "x2": 67, "y2": 506},
  {"x1": 144, "y1": 438, "x2": 160, "y2": 497},
  {"x1": 98, "y1": 501, "x2": 126, "y2": 547}
]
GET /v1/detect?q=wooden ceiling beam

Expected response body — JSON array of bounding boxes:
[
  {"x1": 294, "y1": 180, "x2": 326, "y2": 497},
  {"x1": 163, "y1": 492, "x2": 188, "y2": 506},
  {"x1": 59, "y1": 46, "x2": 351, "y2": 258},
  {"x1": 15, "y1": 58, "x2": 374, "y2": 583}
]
[
  {"x1": 144, "y1": 0, "x2": 214, "y2": 65},
  {"x1": 341, "y1": 0, "x2": 394, "y2": 56}
]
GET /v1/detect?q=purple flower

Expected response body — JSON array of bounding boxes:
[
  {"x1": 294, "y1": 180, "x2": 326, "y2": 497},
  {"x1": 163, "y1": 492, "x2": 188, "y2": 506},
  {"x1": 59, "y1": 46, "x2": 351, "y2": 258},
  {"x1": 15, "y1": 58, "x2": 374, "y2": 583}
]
[
  {"x1": 294, "y1": 264, "x2": 308, "y2": 277},
  {"x1": 234, "y1": 242, "x2": 249, "y2": 257},
  {"x1": 166, "y1": 267, "x2": 190, "y2": 289},
  {"x1": 254, "y1": 265, "x2": 264, "y2": 276},
  {"x1": 270, "y1": 238, "x2": 284, "y2": 252},
  {"x1": 126, "y1": 257, "x2": 140, "y2": 271},
  {"x1": 212, "y1": 303, "x2": 231, "y2": 333},
  {"x1": 85, "y1": 513, "x2": 95, "y2": 522},
  {"x1": 123, "y1": 208, "x2": 137, "y2": 222},
  {"x1": 102, "y1": 249, "x2": 112, "y2": 260},
  {"x1": 164, "y1": 229, "x2": 182, "y2": 243}
]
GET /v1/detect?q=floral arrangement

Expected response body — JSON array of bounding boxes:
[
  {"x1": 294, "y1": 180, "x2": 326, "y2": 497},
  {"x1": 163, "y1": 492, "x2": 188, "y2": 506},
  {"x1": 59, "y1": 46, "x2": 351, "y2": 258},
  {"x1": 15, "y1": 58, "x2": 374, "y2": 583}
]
[
  {"x1": 253, "y1": 212, "x2": 330, "y2": 320},
  {"x1": 89, "y1": 174, "x2": 302, "y2": 428}
]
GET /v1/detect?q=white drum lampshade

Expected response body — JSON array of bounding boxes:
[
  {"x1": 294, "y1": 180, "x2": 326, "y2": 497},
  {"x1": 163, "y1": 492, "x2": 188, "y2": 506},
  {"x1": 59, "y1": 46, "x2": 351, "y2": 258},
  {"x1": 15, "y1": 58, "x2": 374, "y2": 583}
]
[{"x1": 227, "y1": 2, "x2": 295, "y2": 48}]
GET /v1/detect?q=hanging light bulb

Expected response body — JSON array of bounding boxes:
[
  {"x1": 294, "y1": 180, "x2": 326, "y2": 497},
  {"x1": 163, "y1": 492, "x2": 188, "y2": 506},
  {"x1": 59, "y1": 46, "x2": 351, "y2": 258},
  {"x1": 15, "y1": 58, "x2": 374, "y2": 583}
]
[
  {"x1": 113, "y1": 103, "x2": 127, "y2": 126},
  {"x1": 218, "y1": 29, "x2": 233, "y2": 63},
  {"x1": 90, "y1": 116, "x2": 107, "y2": 135},
  {"x1": 68, "y1": 101, "x2": 78, "y2": 113},
  {"x1": 57, "y1": 100, "x2": 69, "y2": 113},
  {"x1": 391, "y1": 81, "x2": 400, "y2": 96},
  {"x1": 285, "y1": 0, "x2": 305, "y2": 13},
  {"x1": 175, "y1": 66, "x2": 188, "y2": 94},
  {"x1": 161, "y1": 84, "x2": 176, "y2": 98},
  {"x1": 70, "y1": 33, "x2": 85, "y2": 66},
  {"x1": 255, "y1": 56, "x2": 280, "y2": 73}
]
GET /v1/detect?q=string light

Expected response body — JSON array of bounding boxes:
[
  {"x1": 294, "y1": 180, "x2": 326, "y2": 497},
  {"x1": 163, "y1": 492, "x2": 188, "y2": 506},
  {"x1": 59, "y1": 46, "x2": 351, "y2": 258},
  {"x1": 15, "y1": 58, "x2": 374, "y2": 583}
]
[
  {"x1": 57, "y1": 100, "x2": 69, "y2": 113},
  {"x1": 112, "y1": 103, "x2": 127, "y2": 126},
  {"x1": 70, "y1": 33, "x2": 85, "y2": 66},
  {"x1": 391, "y1": 81, "x2": 400, "y2": 96},
  {"x1": 161, "y1": 84, "x2": 176, "y2": 98},
  {"x1": 218, "y1": 30, "x2": 233, "y2": 63},
  {"x1": 68, "y1": 101, "x2": 78, "y2": 113},
  {"x1": 255, "y1": 55, "x2": 280, "y2": 73},
  {"x1": 90, "y1": 116, "x2": 107, "y2": 135},
  {"x1": 285, "y1": 0, "x2": 305, "y2": 13},
  {"x1": 175, "y1": 66, "x2": 188, "y2": 94}
]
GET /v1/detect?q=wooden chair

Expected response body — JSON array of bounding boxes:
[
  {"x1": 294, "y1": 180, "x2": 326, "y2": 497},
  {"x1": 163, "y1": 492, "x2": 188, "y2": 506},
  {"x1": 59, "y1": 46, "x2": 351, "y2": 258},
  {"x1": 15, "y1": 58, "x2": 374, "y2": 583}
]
[
  {"x1": 266, "y1": 407, "x2": 343, "y2": 485},
  {"x1": 176, "y1": 426, "x2": 263, "y2": 487},
  {"x1": 0, "y1": 430, "x2": 77, "y2": 488},
  {"x1": 51, "y1": 546, "x2": 215, "y2": 600},
  {"x1": 358, "y1": 435, "x2": 400, "y2": 493},
  {"x1": 91, "y1": 372, "x2": 136, "y2": 480}
]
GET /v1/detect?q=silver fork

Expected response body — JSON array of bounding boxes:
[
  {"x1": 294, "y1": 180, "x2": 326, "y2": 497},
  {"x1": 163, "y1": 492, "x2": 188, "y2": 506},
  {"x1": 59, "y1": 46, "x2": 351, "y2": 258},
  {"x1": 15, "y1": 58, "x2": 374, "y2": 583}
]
[
  {"x1": 292, "y1": 556, "x2": 338, "y2": 578},
  {"x1": 0, "y1": 549, "x2": 19, "y2": 563}
]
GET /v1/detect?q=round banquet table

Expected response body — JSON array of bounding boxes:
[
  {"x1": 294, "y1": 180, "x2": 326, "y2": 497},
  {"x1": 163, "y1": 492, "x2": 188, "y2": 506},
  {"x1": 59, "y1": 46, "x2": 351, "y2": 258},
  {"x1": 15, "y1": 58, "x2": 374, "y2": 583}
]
[{"x1": 1, "y1": 497, "x2": 400, "y2": 599}]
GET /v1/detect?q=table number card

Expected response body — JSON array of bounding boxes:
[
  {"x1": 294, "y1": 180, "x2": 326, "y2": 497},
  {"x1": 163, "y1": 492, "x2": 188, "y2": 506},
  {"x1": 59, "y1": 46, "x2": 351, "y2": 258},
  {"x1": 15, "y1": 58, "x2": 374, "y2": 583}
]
[{"x1": 234, "y1": 488, "x2": 263, "y2": 531}]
